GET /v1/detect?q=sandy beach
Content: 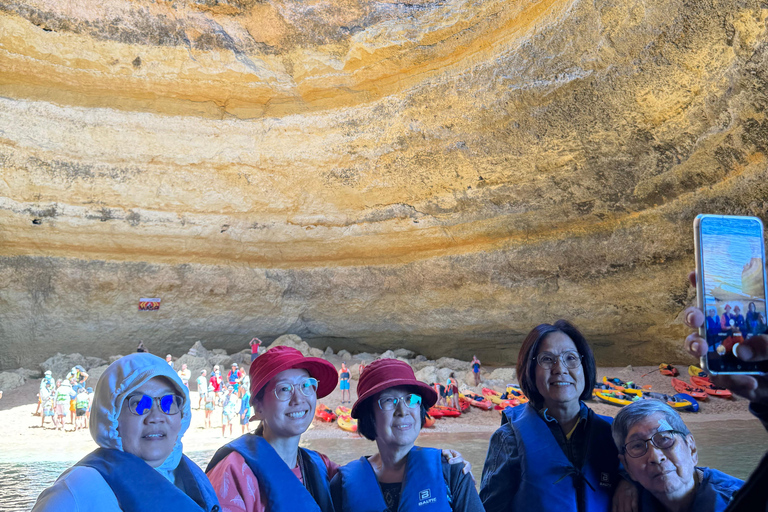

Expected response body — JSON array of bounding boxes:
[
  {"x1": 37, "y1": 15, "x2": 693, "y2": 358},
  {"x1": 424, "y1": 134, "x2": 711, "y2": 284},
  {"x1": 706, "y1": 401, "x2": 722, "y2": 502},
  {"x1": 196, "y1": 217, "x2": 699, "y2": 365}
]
[{"x1": 0, "y1": 362, "x2": 755, "y2": 464}]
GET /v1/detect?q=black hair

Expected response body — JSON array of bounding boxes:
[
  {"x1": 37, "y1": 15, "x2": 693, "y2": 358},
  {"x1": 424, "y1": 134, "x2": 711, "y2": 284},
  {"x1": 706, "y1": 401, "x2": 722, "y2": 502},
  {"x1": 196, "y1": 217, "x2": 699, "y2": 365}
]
[
  {"x1": 356, "y1": 390, "x2": 428, "y2": 441},
  {"x1": 516, "y1": 319, "x2": 597, "y2": 407}
]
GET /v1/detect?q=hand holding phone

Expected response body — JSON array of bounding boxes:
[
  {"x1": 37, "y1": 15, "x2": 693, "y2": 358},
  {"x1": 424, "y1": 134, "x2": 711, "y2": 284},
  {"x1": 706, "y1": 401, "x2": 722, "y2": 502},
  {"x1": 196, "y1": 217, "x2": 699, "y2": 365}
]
[{"x1": 694, "y1": 214, "x2": 768, "y2": 375}]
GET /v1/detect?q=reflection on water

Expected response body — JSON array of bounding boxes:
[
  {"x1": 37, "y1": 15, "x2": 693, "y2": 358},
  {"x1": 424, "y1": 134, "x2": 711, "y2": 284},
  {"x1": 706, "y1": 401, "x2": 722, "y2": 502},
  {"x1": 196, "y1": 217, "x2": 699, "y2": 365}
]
[{"x1": 2, "y1": 420, "x2": 766, "y2": 511}]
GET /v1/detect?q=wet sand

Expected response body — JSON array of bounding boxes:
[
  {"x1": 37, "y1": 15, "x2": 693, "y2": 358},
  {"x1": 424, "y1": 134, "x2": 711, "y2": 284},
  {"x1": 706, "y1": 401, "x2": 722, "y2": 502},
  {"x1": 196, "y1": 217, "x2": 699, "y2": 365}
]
[{"x1": 0, "y1": 363, "x2": 754, "y2": 464}]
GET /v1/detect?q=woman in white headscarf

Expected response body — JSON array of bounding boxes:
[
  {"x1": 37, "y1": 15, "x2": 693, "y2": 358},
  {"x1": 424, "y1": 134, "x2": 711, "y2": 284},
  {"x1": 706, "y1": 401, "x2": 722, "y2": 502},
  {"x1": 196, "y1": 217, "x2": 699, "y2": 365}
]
[{"x1": 32, "y1": 353, "x2": 220, "y2": 512}]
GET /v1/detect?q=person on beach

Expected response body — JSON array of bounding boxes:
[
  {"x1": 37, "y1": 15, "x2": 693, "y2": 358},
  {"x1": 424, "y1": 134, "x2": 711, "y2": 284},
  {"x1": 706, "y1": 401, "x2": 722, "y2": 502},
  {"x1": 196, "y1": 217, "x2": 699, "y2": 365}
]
[
  {"x1": 178, "y1": 363, "x2": 191, "y2": 388},
  {"x1": 86, "y1": 386, "x2": 94, "y2": 428},
  {"x1": 239, "y1": 385, "x2": 252, "y2": 434},
  {"x1": 471, "y1": 356, "x2": 481, "y2": 386},
  {"x1": 166, "y1": 354, "x2": 174, "y2": 367},
  {"x1": 446, "y1": 373, "x2": 460, "y2": 409},
  {"x1": 221, "y1": 385, "x2": 237, "y2": 437},
  {"x1": 41, "y1": 384, "x2": 55, "y2": 428},
  {"x1": 358, "y1": 361, "x2": 366, "y2": 378},
  {"x1": 330, "y1": 358, "x2": 483, "y2": 512},
  {"x1": 432, "y1": 382, "x2": 447, "y2": 406},
  {"x1": 204, "y1": 384, "x2": 215, "y2": 429},
  {"x1": 37, "y1": 370, "x2": 55, "y2": 415},
  {"x1": 54, "y1": 379, "x2": 73, "y2": 431},
  {"x1": 31, "y1": 353, "x2": 220, "y2": 512},
  {"x1": 205, "y1": 346, "x2": 471, "y2": 512},
  {"x1": 136, "y1": 340, "x2": 147, "y2": 353},
  {"x1": 612, "y1": 399, "x2": 743, "y2": 512},
  {"x1": 684, "y1": 270, "x2": 768, "y2": 511},
  {"x1": 210, "y1": 366, "x2": 223, "y2": 405},
  {"x1": 250, "y1": 337, "x2": 262, "y2": 362},
  {"x1": 339, "y1": 362, "x2": 351, "y2": 404},
  {"x1": 197, "y1": 370, "x2": 208, "y2": 410},
  {"x1": 228, "y1": 363, "x2": 243, "y2": 393},
  {"x1": 75, "y1": 386, "x2": 89, "y2": 431},
  {"x1": 480, "y1": 320, "x2": 635, "y2": 512}
]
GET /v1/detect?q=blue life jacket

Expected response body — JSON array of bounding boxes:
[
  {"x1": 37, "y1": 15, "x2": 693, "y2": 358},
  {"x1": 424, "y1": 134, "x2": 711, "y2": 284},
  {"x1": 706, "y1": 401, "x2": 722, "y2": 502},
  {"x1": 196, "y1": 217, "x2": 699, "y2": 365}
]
[
  {"x1": 502, "y1": 403, "x2": 618, "y2": 512},
  {"x1": 77, "y1": 448, "x2": 219, "y2": 512},
  {"x1": 639, "y1": 466, "x2": 743, "y2": 512},
  {"x1": 205, "y1": 433, "x2": 333, "y2": 512},
  {"x1": 337, "y1": 446, "x2": 451, "y2": 512}
]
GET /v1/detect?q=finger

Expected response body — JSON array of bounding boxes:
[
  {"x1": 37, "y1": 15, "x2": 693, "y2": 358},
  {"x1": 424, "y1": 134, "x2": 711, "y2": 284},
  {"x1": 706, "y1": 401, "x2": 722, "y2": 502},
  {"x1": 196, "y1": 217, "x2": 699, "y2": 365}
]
[
  {"x1": 736, "y1": 335, "x2": 768, "y2": 362},
  {"x1": 683, "y1": 307, "x2": 705, "y2": 329},
  {"x1": 688, "y1": 271, "x2": 697, "y2": 287},
  {"x1": 685, "y1": 332, "x2": 708, "y2": 357}
]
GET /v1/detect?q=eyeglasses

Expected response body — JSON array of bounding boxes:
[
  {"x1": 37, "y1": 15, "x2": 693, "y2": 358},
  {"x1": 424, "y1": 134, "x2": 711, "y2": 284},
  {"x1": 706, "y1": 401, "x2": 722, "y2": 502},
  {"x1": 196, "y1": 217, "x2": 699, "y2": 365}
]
[
  {"x1": 125, "y1": 394, "x2": 184, "y2": 416},
  {"x1": 273, "y1": 378, "x2": 319, "y2": 401},
  {"x1": 623, "y1": 430, "x2": 686, "y2": 458},
  {"x1": 377, "y1": 393, "x2": 422, "y2": 411},
  {"x1": 534, "y1": 351, "x2": 583, "y2": 370}
]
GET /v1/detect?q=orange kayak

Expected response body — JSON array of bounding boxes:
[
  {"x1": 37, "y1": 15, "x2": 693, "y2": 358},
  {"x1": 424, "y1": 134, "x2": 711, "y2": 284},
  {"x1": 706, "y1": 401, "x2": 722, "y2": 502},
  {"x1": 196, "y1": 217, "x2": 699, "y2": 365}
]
[
  {"x1": 659, "y1": 363, "x2": 679, "y2": 376},
  {"x1": 690, "y1": 376, "x2": 733, "y2": 398},
  {"x1": 314, "y1": 403, "x2": 337, "y2": 422},
  {"x1": 428, "y1": 405, "x2": 461, "y2": 418},
  {"x1": 460, "y1": 392, "x2": 493, "y2": 411},
  {"x1": 671, "y1": 378, "x2": 708, "y2": 400},
  {"x1": 424, "y1": 414, "x2": 436, "y2": 428}
]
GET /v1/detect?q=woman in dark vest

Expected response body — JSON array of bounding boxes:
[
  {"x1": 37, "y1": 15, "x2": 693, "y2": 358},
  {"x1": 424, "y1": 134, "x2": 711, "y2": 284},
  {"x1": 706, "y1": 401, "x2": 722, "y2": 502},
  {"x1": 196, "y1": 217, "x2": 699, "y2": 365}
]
[
  {"x1": 32, "y1": 353, "x2": 220, "y2": 512},
  {"x1": 480, "y1": 320, "x2": 635, "y2": 512},
  {"x1": 330, "y1": 358, "x2": 484, "y2": 512}
]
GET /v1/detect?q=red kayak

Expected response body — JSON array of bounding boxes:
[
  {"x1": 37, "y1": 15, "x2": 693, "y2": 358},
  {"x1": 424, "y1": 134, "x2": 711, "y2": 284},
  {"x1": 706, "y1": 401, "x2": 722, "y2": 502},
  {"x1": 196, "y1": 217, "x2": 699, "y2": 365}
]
[
  {"x1": 690, "y1": 376, "x2": 733, "y2": 398},
  {"x1": 424, "y1": 414, "x2": 436, "y2": 428},
  {"x1": 461, "y1": 392, "x2": 493, "y2": 411},
  {"x1": 458, "y1": 398, "x2": 470, "y2": 413},
  {"x1": 428, "y1": 405, "x2": 461, "y2": 418},
  {"x1": 671, "y1": 378, "x2": 708, "y2": 400},
  {"x1": 659, "y1": 363, "x2": 679, "y2": 377}
]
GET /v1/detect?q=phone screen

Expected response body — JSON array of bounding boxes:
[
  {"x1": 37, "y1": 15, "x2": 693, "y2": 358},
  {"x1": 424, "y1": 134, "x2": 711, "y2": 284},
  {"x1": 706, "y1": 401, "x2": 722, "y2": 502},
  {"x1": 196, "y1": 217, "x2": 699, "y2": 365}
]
[{"x1": 699, "y1": 215, "x2": 768, "y2": 373}]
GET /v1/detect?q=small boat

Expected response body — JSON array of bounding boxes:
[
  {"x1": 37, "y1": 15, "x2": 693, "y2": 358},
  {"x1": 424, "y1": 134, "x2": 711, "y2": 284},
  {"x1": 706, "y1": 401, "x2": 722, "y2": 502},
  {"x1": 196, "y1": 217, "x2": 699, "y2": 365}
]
[
  {"x1": 502, "y1": 385, "x2": 529, "y2": 404},
  {"x1": 494, "y1": 399, "x2": 521, "y2": 414},
  {"x1": 672, "y1": 393, "x2": 699, "y2": 413},
  {"x1": 335, "y1": 405, "x2": 351, "y2": 417},
  {"x1": 337, "y1": 414, "x2": 358, "y2": 432},
  {"x1": 314, "y1": 403, "x2": 337, "y2": 422},
  {"x1": 428, "y1": 405, "x2": 461, "y2": 418},
  {"x1": 482, "y1": 388, "x2": 504, "y2": 405},
  {"x1": 602, "y1": 376, "x2": 649, "y2": 395},
  {"x1": 659, "y1": 363, "x2": 679, "y2": 376},
  {"x1": 424, "y1": 414, "x2": 436, "y2": 428},
  {"x1": 688, "y1": 365, "x2": 706, "y2": 378},
  {"x1": 458, "y1": 398, "x2": 470, "y2": 413},
  {"x1": 670, "y1": 378, "x2": 708, "y2": 400},
  {"x1": 459, "y1": 391, "x2": 493, "y2": 410},
  {"x1": 594, "y1": 389, "x2": 636, "y2": 407},
  {"x1": 690, "y1": 376, "x2": 733, "y2": 398},
  {"x1": 644, "y1": 391, "x2": 695, "y2": 411}
]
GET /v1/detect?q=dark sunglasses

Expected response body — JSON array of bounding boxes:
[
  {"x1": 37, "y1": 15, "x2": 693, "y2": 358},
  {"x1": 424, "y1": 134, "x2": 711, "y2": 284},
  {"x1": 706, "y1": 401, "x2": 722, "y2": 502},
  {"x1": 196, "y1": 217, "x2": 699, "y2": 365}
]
[{"x1": 125, "y1": 394, "x2": 184, "y2": 416}]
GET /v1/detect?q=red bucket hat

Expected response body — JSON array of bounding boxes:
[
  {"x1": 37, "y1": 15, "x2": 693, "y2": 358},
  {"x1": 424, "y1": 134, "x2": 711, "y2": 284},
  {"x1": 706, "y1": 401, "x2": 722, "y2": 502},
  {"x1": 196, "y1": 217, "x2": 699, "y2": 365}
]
[
  {"x1": 249, "y1": 346, "x2": 338, "y2": 399},
  {"x1": 351, "y1": 358, "x2": 437, "y2": 418}
]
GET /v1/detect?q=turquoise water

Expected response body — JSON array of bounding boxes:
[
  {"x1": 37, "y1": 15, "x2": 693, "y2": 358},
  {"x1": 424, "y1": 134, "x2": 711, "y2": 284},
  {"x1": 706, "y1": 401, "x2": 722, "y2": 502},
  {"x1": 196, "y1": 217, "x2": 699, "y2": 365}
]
[{"x1": 3, "y1": 420, "x2": 766, "y2": 511}]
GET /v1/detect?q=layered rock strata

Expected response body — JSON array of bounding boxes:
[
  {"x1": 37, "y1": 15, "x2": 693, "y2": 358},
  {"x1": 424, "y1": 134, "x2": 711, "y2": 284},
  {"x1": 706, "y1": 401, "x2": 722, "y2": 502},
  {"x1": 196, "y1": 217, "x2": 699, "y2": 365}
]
[{"x1": 1, "y1": 0, "x2": 767, "y2": 370}]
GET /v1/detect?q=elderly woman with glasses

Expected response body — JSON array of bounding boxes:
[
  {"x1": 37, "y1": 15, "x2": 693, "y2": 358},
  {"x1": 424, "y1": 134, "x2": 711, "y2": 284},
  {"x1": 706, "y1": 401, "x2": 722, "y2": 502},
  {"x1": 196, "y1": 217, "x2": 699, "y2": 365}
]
[
  {"x1": 612, "y1": 400, "x2": 743, "y2": 512},
  {"x1": 32, "y1": 353, "x2": 220, "y2": 512},
  {"x1": 480, "y1": 320, "x2": 635, "y2": 512},
  {"x1": 330, "y1": 358, "x2": 484, "y2": 512}
]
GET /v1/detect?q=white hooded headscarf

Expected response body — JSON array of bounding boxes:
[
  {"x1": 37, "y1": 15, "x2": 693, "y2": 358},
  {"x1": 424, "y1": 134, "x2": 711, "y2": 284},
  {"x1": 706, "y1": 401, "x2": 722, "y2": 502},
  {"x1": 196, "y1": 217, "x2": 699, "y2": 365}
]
[{"x1": 89, "y1": 353, "x2": 192, "y2": 482}]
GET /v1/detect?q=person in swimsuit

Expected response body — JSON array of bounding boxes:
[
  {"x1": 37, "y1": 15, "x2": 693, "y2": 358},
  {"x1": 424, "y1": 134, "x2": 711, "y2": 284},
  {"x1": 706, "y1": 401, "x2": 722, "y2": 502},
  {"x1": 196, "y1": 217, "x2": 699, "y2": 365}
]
[{"x1": 339, "y1": 363, "x2": 351, "y2": 404}]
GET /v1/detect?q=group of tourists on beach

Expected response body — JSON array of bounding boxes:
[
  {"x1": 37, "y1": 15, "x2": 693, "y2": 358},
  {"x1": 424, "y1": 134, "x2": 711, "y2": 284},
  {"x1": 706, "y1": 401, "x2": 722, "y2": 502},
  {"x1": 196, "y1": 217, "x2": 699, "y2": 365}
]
[
  {"x1": 35, "y1": 365, "x2": 93, "y2": 432},
  {"x1": 29, "y1": 272, "x2": 768, "y2": 512}
]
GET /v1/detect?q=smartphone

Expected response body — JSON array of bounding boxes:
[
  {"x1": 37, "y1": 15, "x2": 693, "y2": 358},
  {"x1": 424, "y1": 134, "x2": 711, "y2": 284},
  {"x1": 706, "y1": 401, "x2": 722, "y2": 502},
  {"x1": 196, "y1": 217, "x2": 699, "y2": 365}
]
[{"x1": 694, "y1": 214, "x2": 768, "y2": 374}]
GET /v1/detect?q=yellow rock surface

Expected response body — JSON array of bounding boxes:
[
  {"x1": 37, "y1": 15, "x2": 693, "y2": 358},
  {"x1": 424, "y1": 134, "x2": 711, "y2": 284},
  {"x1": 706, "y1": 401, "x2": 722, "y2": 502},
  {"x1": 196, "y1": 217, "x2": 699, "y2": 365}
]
[{"x1": 1, "y1": 0, "x2": 767, "y2": 369}]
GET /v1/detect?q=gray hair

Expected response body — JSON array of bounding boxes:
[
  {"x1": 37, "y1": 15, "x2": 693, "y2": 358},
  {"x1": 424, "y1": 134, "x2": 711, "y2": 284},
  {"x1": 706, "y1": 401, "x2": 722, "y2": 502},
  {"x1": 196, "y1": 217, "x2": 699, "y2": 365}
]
[{"x1": 611, "y1": 399, "x2": 690, "y2": 452}]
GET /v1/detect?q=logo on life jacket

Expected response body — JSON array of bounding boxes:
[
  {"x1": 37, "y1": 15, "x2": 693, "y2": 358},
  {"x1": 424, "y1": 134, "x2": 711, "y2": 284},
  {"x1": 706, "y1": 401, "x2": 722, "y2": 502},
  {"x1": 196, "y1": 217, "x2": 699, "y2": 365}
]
[
  {"x1": 418, "y1": 488, "x2": 436, "y2": 506},
  {"x1": 599, "y1": 472, "x2": 611, "y2": 487}
]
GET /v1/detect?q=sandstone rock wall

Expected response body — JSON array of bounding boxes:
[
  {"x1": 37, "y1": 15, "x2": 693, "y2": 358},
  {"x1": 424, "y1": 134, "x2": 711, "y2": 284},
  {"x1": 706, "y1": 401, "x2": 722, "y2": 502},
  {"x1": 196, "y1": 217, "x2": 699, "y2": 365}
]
[{"x1": 1, "y1": 0, "x2": 767, "y2": 370}]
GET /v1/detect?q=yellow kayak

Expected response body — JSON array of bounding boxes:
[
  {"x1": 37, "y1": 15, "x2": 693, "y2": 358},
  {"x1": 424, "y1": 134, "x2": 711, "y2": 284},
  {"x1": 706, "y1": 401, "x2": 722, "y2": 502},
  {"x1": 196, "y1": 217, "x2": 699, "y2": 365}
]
[
  {"x1": 337, "y1": 414, "x2": 358, "y2": 433},
  {"x1": 688, "y1": 365, "x2": 706, "y2": 378},
  {"x1": 594, "y1": 389, "x2": 636, "y2": 407}
]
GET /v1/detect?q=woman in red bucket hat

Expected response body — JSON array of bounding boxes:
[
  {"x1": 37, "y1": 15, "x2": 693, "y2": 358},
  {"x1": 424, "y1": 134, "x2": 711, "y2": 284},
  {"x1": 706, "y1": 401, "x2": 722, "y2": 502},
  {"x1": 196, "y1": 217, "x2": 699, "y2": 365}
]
[
  {"x1": 205, "y1": 346, "x2": 339, "y2": 512},
  {"x1": 329, "y1": 358, "x2": 483, "y2": 512}
]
